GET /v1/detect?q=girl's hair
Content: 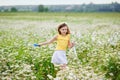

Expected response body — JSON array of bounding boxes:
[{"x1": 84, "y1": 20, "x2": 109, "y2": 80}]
[{"x1": 58, "y1": 23, "x2": 70, "y2": 34}]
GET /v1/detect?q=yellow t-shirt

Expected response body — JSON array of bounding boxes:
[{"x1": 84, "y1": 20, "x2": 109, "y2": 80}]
[{"x1": 56, "y1": 34, "x2": 70, "y2": 50}]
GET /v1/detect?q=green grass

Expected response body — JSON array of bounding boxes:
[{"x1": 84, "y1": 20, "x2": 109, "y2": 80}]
[
  {"x1": 0, "y1": 12, "x2": 120, "y2": 80},
  {"x1": 0, "y1": 12, "x2": 120, "y2": 23}
]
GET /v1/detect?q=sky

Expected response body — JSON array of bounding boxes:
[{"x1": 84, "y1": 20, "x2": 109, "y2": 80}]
[{"x1": 0, "y1": 0, "x2": 120, "y2": 6}]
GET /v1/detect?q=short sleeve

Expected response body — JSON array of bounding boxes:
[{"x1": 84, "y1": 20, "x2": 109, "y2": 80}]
[{"x1": 67, "y1": 34, "x2": 70, "y2": 40}]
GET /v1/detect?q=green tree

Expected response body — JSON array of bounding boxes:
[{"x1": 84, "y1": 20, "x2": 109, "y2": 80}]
[
  {"x1": 11, "y1": 7, "x2": 17, "y2": 12},
  {"x1": 38, "y1": 5, "x2": 48, "y2": 12},
  {"x1": 4, "y1": 9, "x2": 9, "y2": 12}
]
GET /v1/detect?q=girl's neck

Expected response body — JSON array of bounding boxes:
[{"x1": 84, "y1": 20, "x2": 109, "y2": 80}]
[{"x1": 60, "y1": 34, "x2": 67, "y2": 36}]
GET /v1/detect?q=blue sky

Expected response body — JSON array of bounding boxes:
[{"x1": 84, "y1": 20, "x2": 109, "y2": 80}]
[{"x1": 0, "y1": 0, "x2": 119, "y2": 6}]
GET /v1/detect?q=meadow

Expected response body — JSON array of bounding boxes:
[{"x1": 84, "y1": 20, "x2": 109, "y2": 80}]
[{"x1": 0, "y1": 12, "x2": 120, "y2": 80}]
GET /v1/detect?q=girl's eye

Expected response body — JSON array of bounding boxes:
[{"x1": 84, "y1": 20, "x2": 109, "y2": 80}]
[{"x1": 62, "y1": 29, "x2": 67, "y2": 30}]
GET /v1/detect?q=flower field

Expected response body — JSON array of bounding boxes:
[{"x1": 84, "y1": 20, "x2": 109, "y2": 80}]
[{"x1": 0, "y1": 12, "x2": 120, "y2": 80}]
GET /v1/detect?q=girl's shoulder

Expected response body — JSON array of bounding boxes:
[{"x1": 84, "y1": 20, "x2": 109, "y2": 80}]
[
  {"x1": 56, "y1": 34, "x2": 60, "y2": 37},
  {"x1": 67, "y1": 34, "x2": 70, "y2": 36},
  {"x1": 67, "y1": 34, "x2": 70, "y2": 39}
]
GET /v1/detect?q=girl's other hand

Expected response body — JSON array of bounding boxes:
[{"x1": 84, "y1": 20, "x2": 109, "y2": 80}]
[
  {"x1": 68, "y1": 42, "x2": 75, "y2": 48},
  {"x1": 71, "y1": 42, "x2": 75, "y2": 47},
  {"x1": 33, "y1": 43, "x2": 41, "y2": 47}
]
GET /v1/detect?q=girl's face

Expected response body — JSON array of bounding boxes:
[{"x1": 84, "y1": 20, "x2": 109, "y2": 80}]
[{"x1": 59, "y1": 26, "x2": 68, "y2": 35}]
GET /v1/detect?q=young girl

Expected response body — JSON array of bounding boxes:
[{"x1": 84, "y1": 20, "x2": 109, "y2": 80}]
[{"x1": 35, "y1": 23, "x2": 74, "y2": 69}]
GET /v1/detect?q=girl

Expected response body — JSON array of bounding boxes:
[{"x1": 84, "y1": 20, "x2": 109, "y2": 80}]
[{"x1": 35, "y1": 23, "x2": 74, "y2": 69}]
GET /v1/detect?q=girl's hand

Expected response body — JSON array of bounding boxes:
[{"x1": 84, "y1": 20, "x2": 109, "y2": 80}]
[
  {"x1": 33, "y1": 43, "x2": 41, "y2": 47},
  {"x1": 68, "y1": 42, "x2": 75, "y2": 48},
  {"x1": 71, "y1": 42, "x2": 75, "y2": 47}
]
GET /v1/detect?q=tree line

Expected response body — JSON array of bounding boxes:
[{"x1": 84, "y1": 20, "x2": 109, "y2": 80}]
[{"x1": 0, "y1": 2, "x2": 120, "y2": 12}]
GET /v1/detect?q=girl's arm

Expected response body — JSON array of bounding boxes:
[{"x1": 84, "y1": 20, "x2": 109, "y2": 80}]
[
  {"x1": 68, "y1": 40, "x2": 75, "y2": 48},
  {"x1": 39, "y1": 35, "x2": 57, "y2": 46}
]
